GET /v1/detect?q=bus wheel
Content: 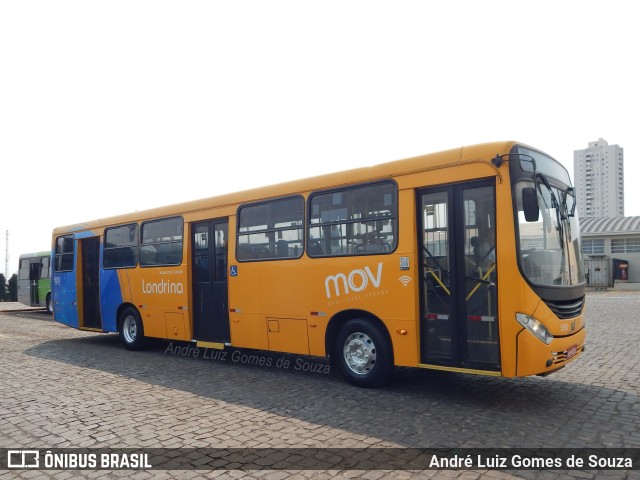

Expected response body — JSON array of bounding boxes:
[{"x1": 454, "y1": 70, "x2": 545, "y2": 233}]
[
  {"x1": 46, "y1": 294, "x2": 53, "y2": 315},
  {"x1": 119, "y1": 307, "x2": 146, "y2": 351},
  {"x1": 336, "y1": 319, "x2": 393, "y2": 388}
]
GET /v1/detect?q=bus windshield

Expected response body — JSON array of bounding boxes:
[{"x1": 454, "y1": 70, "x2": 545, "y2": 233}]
[{"x1": 514, "y1": 150, "x2": 583, "y2": 287}]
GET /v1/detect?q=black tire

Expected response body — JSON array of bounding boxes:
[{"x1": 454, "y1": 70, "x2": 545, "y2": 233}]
[
  {"x1": 119, "y1": 307, "x2": 146, "y2": 351},
  {"x1": 335, "y1": 318, "x2": 393, "y2": 388},
  {"x1": 46, "y1": 293, "x2": 53, "y2": 315}
]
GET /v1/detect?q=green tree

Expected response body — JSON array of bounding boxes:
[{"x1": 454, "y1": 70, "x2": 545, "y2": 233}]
[
  {"x1": 0, "y1": 273, "x2": 6, "y2": 301},
  {"x1": 8, "y1": 274, "x2": 18, "y2": 301}
]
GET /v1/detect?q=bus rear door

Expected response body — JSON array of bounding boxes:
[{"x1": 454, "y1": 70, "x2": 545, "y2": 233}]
[
  {"x1": 79, "y1": 237, "x2": 102, "y2": 330},
  {"x1": 192, "y1": 219, "x2": 230, "y2": 344}
]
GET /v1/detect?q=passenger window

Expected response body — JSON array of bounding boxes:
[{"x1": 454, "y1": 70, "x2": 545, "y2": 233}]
[
  {"x1": 104, "y1": 223, "x2": 138, "y2": 269},
  {"x1": 237, "y1": 196, "x2": 304, "y2": 261},
  {"x1": 19, "y1": 259, "x2": 31, "y2": 280},
  {"x1": 41, "y1": 257, "x2": 50, "y2": 278},
  {"x1": 308, "y1": 182, "x2": 397, "y2": 257},
  {"x1": 54, "y1": 235, "x2": 75, "y2": 272},
  {"x1": 140, "y1": 217, "x2": 183, "y2": 266}
]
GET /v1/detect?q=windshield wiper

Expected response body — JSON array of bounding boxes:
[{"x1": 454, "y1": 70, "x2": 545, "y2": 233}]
[
  {"x1": 559, "y1": 190, "x2": 573, "y2": 218},
  {"x1": 537, "y1": 173, "x2": 559, "y2": 212},
  {"x1": 536, "y1": 172, "x2": 565, "y2": 246},
  {"x1": 566, "y1": 188, "x2": 577, "y2": 218}
]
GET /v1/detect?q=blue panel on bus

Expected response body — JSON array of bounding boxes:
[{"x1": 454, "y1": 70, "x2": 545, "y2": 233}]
[
  {"x1": 52, "y1": 230, "x2": 98, "y2": 330},
  {"x1": 100, "y1": 269, "x2": 122, "y2": 333},
  {"x1": 53, "y1": 271, "x2": 79, "y2": 328}
]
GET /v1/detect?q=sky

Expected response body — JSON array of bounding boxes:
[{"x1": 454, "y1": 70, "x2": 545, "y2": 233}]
[{"x1": 1, "y1": 1, "x2": 638, "y2": 277}]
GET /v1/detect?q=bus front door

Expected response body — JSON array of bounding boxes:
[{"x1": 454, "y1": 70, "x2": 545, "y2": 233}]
[
  {"x1": 418, "y1": 180, "x2": 500, "y2": 372},
  {"x1": 192, "y1": 219, "x2": 230, "y2": 344}
]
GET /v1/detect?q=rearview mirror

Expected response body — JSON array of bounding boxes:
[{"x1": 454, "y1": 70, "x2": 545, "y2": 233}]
[{"x1": 522, "y1": 187, "x2": 539, "y2": 222}]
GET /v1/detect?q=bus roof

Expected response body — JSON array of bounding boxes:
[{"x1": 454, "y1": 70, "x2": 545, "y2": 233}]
[
  {"x1": 19, "y1": 251, "x2": 52, "y2": 259},
  {"x1": 53, "y1": 140, "x2": 521, "y2": 234}
]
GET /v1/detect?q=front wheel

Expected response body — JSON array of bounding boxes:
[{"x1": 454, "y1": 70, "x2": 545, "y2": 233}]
[
  {"x1": 119, "y1": 307, "x2": 146, "y2": 351},
  {"x1": 335, "y1": 319, "x2": 393, "y2": 388}
]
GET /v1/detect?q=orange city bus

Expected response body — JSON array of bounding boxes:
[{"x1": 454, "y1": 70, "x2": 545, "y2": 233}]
[{"x1": 51, "y1": 141, "x2": 586, "y2": 387}]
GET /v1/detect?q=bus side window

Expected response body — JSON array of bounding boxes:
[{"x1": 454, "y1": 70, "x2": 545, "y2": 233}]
[
  {"x1": 55, "y1": 235, "x2": 75, "y2": 272},
  {"x1": 307, "y1": 240, "x2": 324, "y2": 256},
  {"x1": 237, "y1": 196, "x2": 304, "y2": 262},
  {"x1": 140, "y1": 217, "x2": 183, "y2": 266},
  {"x1": 140, "y1": 245, "x2": 157, "y2": 265},
  {"x1": 307, "y1": 182, "x2": 398, "y2": 257},
  {"x1": 104, "y1": 223, "x2": 139, "y2": 269}
]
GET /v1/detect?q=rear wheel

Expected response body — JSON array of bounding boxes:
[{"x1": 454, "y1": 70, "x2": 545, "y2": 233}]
[
  {"x1": 119, "y1": 307, "x2": 146, "y2": 350},
  {"x1": 336, "y1": 318, "x2": 393, "y2": 388},
  {"x1": 46, "y1": 293, "x2": 53, "y2": 315}
]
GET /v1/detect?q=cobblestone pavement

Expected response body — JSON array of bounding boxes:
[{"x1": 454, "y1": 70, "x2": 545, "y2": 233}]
[
  {"x1": 0, "y1": 302, "x2": 44, "y2": 312},
  {"x1": 1, "y1": 292, "x2": 639, "y2": 479}
]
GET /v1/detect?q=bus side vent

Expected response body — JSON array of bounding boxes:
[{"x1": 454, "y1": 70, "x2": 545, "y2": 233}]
[{"x1": 543, "y1": 296, "x2": 585, "y2": 319}]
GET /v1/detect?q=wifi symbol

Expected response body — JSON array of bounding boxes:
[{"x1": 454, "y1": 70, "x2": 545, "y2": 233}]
[{"x1": 399, "y1": 275, "x2": 412, "y2": 287}]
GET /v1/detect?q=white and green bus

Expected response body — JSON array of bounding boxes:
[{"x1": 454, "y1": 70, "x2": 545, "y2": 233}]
[{"x1": 18, "y1": 251, "x2": 53, "y2": 313}]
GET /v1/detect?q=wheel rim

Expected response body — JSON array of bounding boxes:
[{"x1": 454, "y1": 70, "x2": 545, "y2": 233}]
[
  {"x1": 122, "y1": 315, "x2": 137, "y2": 343},
  {"x1": 343, "y1": 332, "x2": 377, "y2": 375}
]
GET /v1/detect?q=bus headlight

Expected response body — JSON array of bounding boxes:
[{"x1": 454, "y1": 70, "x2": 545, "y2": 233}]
[{"x1": 516, "y1": 313, "x2": 553, "y2": 345}]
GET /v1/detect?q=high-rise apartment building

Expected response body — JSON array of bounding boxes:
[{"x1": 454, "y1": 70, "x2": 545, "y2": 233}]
[{"x1": 573, "y1": 138, "x2": 624, "y2": 218}]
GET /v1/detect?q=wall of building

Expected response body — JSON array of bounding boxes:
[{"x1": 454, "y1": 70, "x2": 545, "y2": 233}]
[{"x1": 582, "y1": 234, "x2": 640, "y2": 285}]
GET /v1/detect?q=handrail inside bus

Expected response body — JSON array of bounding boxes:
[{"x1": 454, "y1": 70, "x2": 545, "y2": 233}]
[
  {"x1": 466, "y1": 263, "x2": 497, "y2": 301},
  {"x1": 422, "y1": 246, "x2": 451, "y2": 296},
  {"x1": 426, "y1": 268, "x2": 450, "y2": 296}
]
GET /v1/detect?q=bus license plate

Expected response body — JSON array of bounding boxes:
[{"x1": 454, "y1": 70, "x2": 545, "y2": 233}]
[{"x1": 566, "y1": 344, "x2": 578, "y2": 360}]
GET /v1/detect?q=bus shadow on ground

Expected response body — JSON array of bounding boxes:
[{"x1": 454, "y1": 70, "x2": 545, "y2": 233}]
[{"x1": 23, "y1": 333, "x2": 638, "y2": 449}]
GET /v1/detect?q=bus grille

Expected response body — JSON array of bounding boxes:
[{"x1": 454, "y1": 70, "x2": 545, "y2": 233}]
[
  {"x1": 552, "y1": 343, "x2": 584, "y2": 365},
  {"x1": 543, "y1": 296, "x2": 585, "y2": 319}
]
